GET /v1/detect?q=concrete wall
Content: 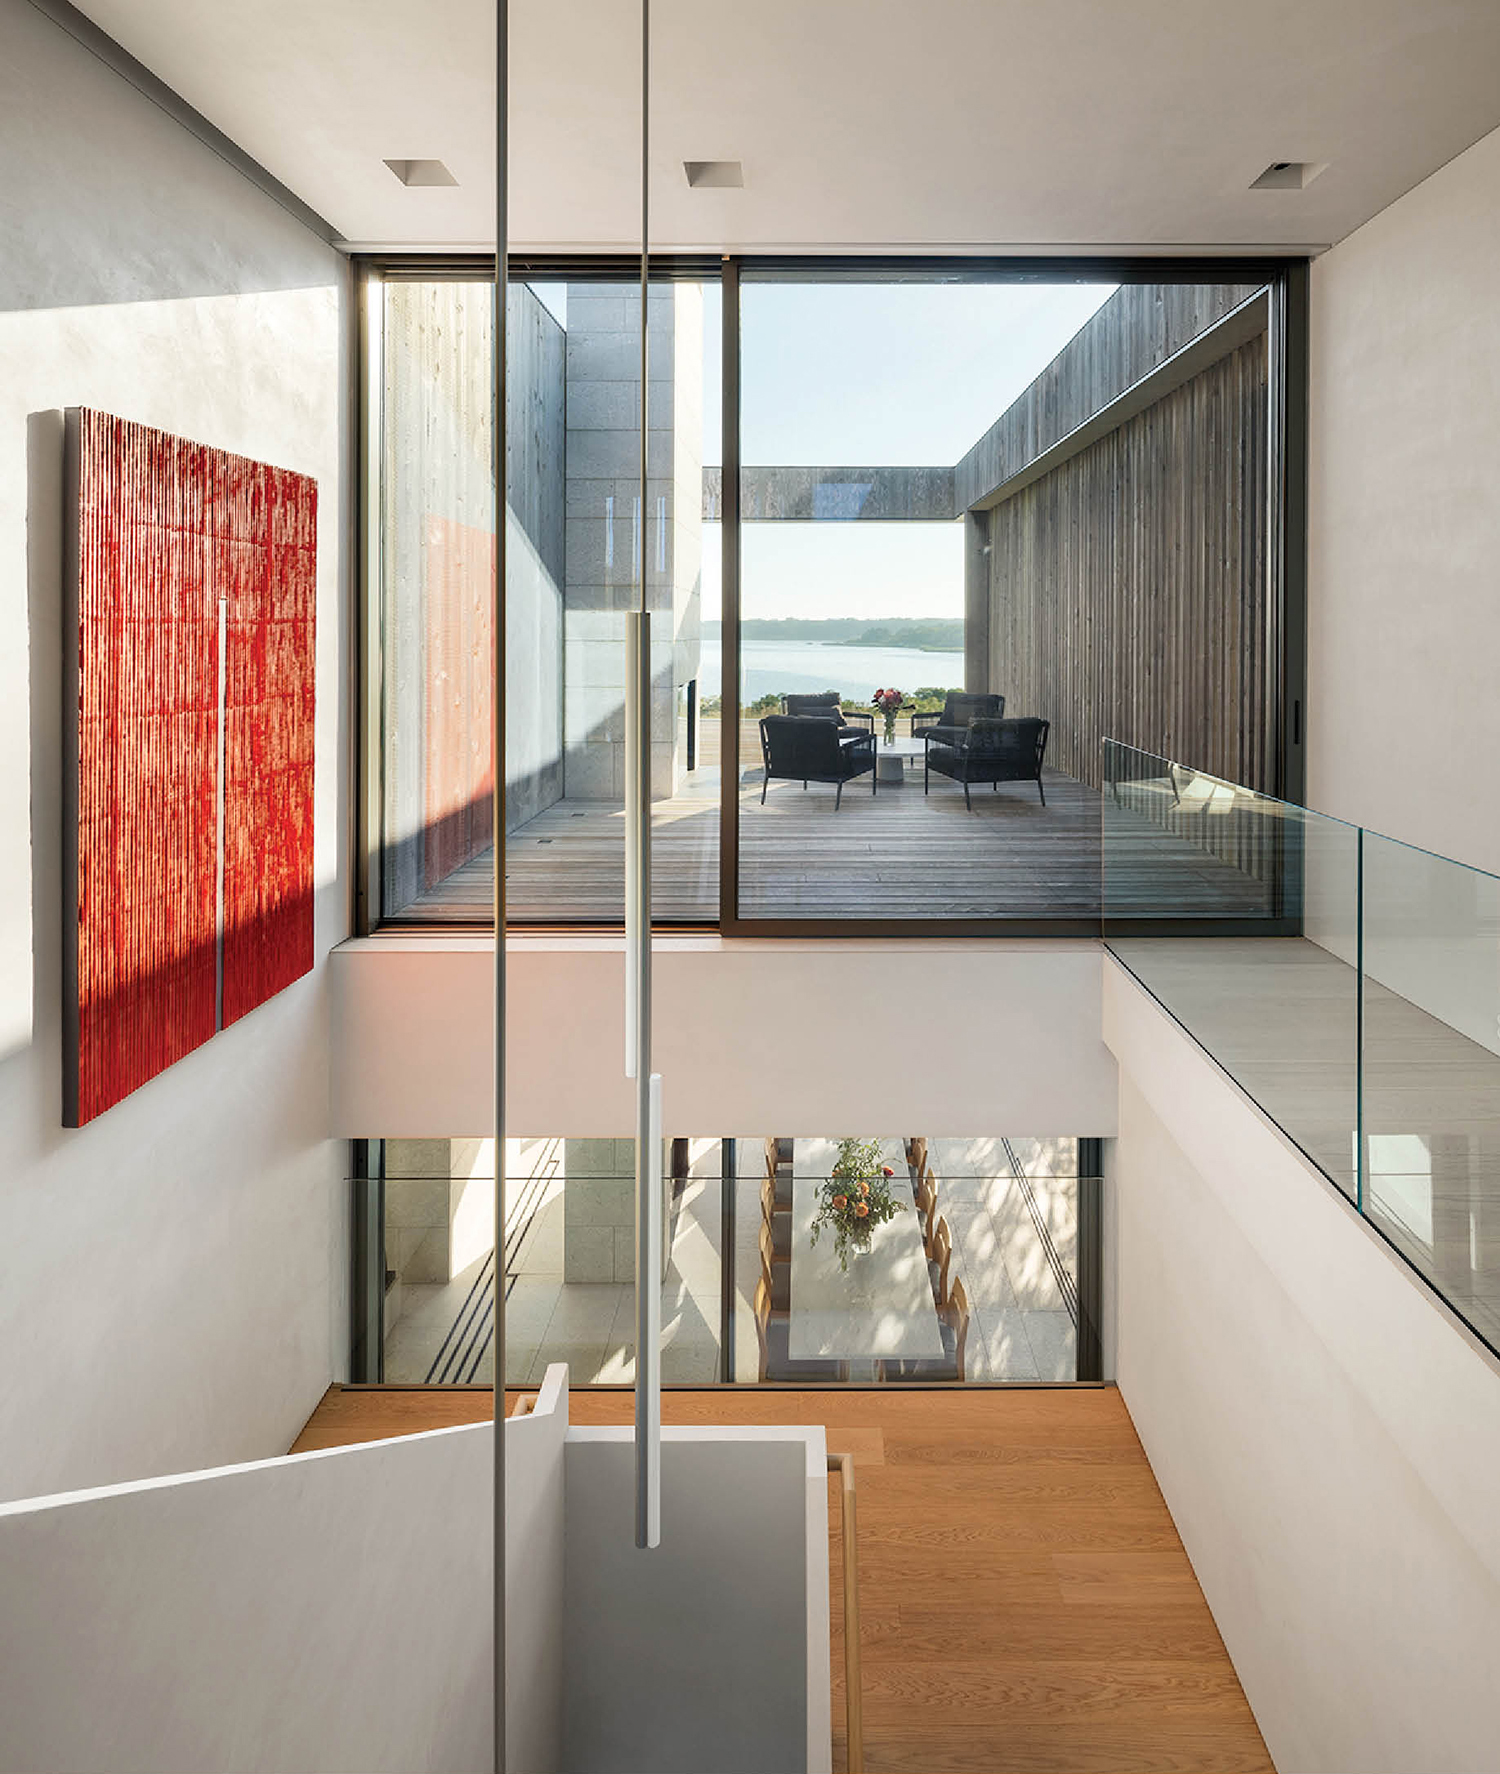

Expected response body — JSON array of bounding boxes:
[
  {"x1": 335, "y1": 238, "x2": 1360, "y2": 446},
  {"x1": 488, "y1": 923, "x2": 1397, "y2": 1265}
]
[
  {"x1": 507, "y1": 288, "x2": 568, "y2": 826},
  {"x1": 1104, "y1": 957, "x2": 1500, "y2": 1774},
  {"x1": 561, "y1": 1136, "x2": 670, "y2": 1285},
  {"x1": 328, "y1": 935, "x2": 1120, "y2": 1138},
  {"x1": 563, "y1": 283, "x2": 702, "y2": 801},
  {"x1": 564, "y1": 1426, "x2": 830, "y2": 1774},
  {"x1": 0, "y1": 0, "x2": 349, "y2": 1502},
  {"x1": 1307, "y1": 125, "x2": 1500, "y2": 877}
]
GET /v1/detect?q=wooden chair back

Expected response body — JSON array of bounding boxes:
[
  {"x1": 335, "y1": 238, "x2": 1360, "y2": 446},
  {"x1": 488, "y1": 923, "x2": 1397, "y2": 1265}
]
[
  {"x1": 759, "y1": 1216, "x2": 785, "y2": 1285},
  {"x1": 947, "y1": 1277, "x2": 970, "y2": 1382},
  {"x1": 915, "y1": 1170, "x2": 937, "y2": 1251},
  {"x1": 753, "y1": 1275, "x2": 772, "y2": 1382},
  {"x1": 930, "y1": 1215, "x2": 952, "y2": 1306}
]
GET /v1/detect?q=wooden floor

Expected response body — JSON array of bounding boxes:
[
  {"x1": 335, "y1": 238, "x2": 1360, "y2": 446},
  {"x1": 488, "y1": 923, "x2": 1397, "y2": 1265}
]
[
  {"x1": 292, "y1": 1386, "x2": 1273, "y2": 1774},
  {"x1": 401, "y1": 764, "x2": 1275, "y2": 925}
]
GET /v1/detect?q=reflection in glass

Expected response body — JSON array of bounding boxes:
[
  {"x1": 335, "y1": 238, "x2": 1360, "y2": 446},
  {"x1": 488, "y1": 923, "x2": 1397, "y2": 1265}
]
[
  {"x1": 379, "y1": 1137, "x2": 724, "y2": 1385},
  {"x1": 1105, "y1": 739, "x2": 1362, "y2": 1202},
  {"x1": 377, "y1": 276, "x2": 720, "y2": 925},
  {"x1": 1360, "y1": 832, "x2": 1500, "y2": 1346}
]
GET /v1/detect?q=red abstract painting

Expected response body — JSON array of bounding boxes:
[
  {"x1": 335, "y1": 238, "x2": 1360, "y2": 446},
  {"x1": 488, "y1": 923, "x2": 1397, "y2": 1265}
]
[{"x1": 64, "y1": 410, "x2": 317, "y2": 1126}]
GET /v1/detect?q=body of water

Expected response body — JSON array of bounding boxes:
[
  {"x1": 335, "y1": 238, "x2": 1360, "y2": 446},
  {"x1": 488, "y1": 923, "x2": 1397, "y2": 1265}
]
[{"x1": 696, "y1": 637, "x2": 963, "y2": 703}]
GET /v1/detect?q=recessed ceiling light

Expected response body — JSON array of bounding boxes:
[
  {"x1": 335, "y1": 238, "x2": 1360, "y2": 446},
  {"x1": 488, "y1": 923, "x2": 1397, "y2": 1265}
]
[
  {"x1": 1250, "y1": 161, "x2": 1326, "y2": 191},
  {"x1": 684, "y1": 160, "x2": 743, "y2": 189},
  {"x1": 384, "y1": 158, "x2": 458, "y2": 188}
]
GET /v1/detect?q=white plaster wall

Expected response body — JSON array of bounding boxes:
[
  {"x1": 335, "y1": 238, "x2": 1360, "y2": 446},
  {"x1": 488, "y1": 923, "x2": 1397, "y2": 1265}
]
[
  {"x1": 328, "y1": 935, "x2": 1119, "y2": 1137},
  {"x1": 508, "y1": 1365, "x2": 568, "y2": 1774},
  {"x1": 1104, "y1": 957, "x2": 1500, "y2": 1774},
  {"x1": 1307, "y1": 124, "x2": 1500, "y2": 876},
  {"x1": 563, "y1": 1426, "x2": 830, "y2": 1774},
  {"x1": 0, "y1": 1425, "x2": 493, "y2": 1774},
  {"x1": 0, "y1": 1, "x2": 349, "y2": 1500},
  {"x1": 0, "y1": 1364, "x2": 570, "y2": 1774}
]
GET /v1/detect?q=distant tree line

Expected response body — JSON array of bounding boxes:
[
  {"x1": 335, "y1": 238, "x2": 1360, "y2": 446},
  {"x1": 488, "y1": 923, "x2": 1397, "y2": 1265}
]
[
  {"x1": 705, "y1": 616, "x2": 964, "y2": 651},
  {"x1": 700, "y1": 686, "x2": 954, "y2": 718}
]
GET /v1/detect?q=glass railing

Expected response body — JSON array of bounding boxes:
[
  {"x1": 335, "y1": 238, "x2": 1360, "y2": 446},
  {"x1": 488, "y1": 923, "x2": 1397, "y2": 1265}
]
[{"x1": 1103, "y1": 739, "x2": 1500, "y2": 1356}]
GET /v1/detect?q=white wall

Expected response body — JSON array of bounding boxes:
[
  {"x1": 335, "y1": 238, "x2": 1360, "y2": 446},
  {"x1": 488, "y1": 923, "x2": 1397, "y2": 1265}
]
[
  {"x1": 0, "y1": 1426, "x2": 494, "y2": 1774},
  {"x1": 0, "y1": 1363, "x2": 571, "y2": 1774},
  {"x1": 563, "y1": 1426, "x2": 830, "y2": 1774},
  {"x1": 0, "y1": 0, "x2": 350, "y2": 1500},
  {"x1": 1307, "y1": 124, "x2": 1500, "y2": 876},
  {"x1": 1104, "y1": 957, "x2": 1500, "y2": 1774},
  {"x1": 508, "y1": 1366, "x2": 568, "y2": 1774},
  {"x1": 329, "y1": 934, "x2": 1119, "y2": 1137}
]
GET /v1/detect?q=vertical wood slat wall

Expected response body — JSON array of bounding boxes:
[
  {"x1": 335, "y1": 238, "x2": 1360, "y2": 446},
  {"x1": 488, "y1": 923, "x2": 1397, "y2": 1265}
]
[{"x1": 985, "y1": 333, "x2": 1269, "y2": 795}]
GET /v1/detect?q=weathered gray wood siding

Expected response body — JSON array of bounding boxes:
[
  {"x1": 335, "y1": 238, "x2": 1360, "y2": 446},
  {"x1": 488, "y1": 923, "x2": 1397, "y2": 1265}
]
[
  {"x1": 956, "y1": 283, "x2": 1264, "y2": 511},
  {"x1": 986, "y1": 331, "x2": 1269, "y2": 793}
]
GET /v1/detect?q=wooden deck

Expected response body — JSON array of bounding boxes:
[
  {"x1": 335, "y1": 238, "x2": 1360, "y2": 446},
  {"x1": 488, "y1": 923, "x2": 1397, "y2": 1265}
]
[
  {"x1": 401, "y1": 761, "x2": 1277, "y2": 925},
  {"x1": 292, "y1": 1385, "x2": 1273, "y2": 1774}
]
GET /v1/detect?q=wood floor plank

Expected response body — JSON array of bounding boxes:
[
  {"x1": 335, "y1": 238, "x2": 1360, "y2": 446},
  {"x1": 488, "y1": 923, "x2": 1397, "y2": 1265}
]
[
  {"x1": 396, "y1": 755, "x2": 1277, "y2": 924},
  {"x1": 292, "y1": 1385, "x2": 1274, "y2": 1773}
]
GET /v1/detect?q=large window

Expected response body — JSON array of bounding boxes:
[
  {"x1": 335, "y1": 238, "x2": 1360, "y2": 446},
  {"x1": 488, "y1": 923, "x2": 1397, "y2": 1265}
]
[
  {"x1": 355, "y1": 1135, "x2": 1101, "y2": 1387},
  {"x1": 365, "y1": 260, "x2": 1302, "y2": 934}
]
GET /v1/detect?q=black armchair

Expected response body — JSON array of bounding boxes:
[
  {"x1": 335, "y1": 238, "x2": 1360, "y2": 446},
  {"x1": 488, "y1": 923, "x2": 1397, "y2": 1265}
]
[
  {"x1": 782, "y1": 691, "x2": 874, "y2": 739},
  {"x1": 759, "y1": 714, "x2": 876, "y2": 809},
  {"x1": 911, "y1": 691, "x2": 1004, "y2": 742},
  {"x1": 924, "y1": 716, "x2": 1049, "y2": 810}
]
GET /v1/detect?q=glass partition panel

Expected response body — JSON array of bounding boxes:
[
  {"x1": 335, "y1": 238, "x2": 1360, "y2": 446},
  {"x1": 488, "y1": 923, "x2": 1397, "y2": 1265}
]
[
  {"x1": 1105, "y1": 739, "x2": 1362, "y2": 1201},
  {"x1": 377, "y1": 273, "x2": 720, "y2": 925},
  {"x1": 379, "y1": 279, "x2": 496, "y2": 922},
  {"x1": 732, "y1": 276, "x2": 1273, "y2": 926},
  {"x1": 1360, "y1": 834, "x2": 1500, "y2": 1347},
  {"x1": 735, "y1": 278, "x2": 1113, "y2": 922},
  {"x1": 732, "y1": 1136, "x2": 1092, "y2": 1382},
  {"x1": 376, "y1": 1137, "x2": 726, "y2": 1385},
  {"x1": 366, "y1": 1133, "x2": 1100, "y2": 1386}
]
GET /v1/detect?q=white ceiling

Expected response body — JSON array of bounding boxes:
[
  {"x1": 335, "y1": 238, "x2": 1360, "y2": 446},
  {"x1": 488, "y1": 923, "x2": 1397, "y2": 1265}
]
[{"x1": 78, "y1": 0, "x2": 1500, "y2": 253}]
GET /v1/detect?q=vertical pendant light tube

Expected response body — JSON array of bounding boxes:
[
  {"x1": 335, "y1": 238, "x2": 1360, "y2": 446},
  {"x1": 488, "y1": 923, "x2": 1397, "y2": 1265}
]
[
  {"x1": 491, "y1": 0, "x2": 509, "y2": 1767},
  {"x1": 631, "y1": 0, "x2": 661, "y2": 1551}
]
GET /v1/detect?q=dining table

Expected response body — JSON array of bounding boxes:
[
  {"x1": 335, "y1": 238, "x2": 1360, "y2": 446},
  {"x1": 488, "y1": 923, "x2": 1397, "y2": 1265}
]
[{"x1": 788, "y1": 1137, "x2": 945, "y2": 1376}]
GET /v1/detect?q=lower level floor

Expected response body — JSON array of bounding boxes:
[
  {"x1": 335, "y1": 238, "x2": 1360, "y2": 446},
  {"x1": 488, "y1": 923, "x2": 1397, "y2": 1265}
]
[{"x1": 292, "y1": 1385, "x2": 1273, "y2": 1774}]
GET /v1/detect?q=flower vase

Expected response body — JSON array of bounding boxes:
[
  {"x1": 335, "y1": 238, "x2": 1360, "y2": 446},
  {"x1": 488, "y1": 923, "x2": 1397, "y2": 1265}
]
[{"x1": 883, "y1": 718, "x2": 896, "y2": 746}]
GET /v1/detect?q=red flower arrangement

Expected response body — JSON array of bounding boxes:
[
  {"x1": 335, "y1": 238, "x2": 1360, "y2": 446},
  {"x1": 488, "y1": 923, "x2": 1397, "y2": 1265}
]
[{"x1": 871, "y1": 687, "x2": 906, "y2": 744}]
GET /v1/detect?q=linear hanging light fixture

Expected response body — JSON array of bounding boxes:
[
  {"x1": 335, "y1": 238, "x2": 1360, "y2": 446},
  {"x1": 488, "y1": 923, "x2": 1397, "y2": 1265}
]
[{"x1": 626, "y1": 0, "x2": 663, "y2": 1553}]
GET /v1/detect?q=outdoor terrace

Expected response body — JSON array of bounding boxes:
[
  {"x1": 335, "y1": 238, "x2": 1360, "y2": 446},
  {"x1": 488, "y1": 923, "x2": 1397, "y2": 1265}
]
[{"x1": 400, "y1": 720, "x2": 1278, "y2": 925}]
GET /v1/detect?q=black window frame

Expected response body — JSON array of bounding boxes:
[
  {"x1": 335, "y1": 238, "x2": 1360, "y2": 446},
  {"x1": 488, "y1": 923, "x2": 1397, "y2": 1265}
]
[{"x1": 354, "y1": 252, "x2": 1309, "y2": 940}]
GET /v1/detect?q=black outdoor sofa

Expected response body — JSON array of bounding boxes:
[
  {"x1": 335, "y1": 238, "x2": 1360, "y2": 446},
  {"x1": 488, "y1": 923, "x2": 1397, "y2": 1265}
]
[
  {"x1": 759, "y1": 714, "x2": 876, "y2": 809},
  {"x1": 923, "y1": 716, "x2": 1050, "y2": 809}
]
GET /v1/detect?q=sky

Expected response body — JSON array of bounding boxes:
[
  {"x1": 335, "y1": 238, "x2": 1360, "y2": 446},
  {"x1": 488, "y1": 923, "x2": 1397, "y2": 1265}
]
[
  {"x1": 732, "y1": 280, "x2": 1114, "y2": 620},
  {"x1": 534, "y1": 277, "x2": 1116, "y2": 622}
]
